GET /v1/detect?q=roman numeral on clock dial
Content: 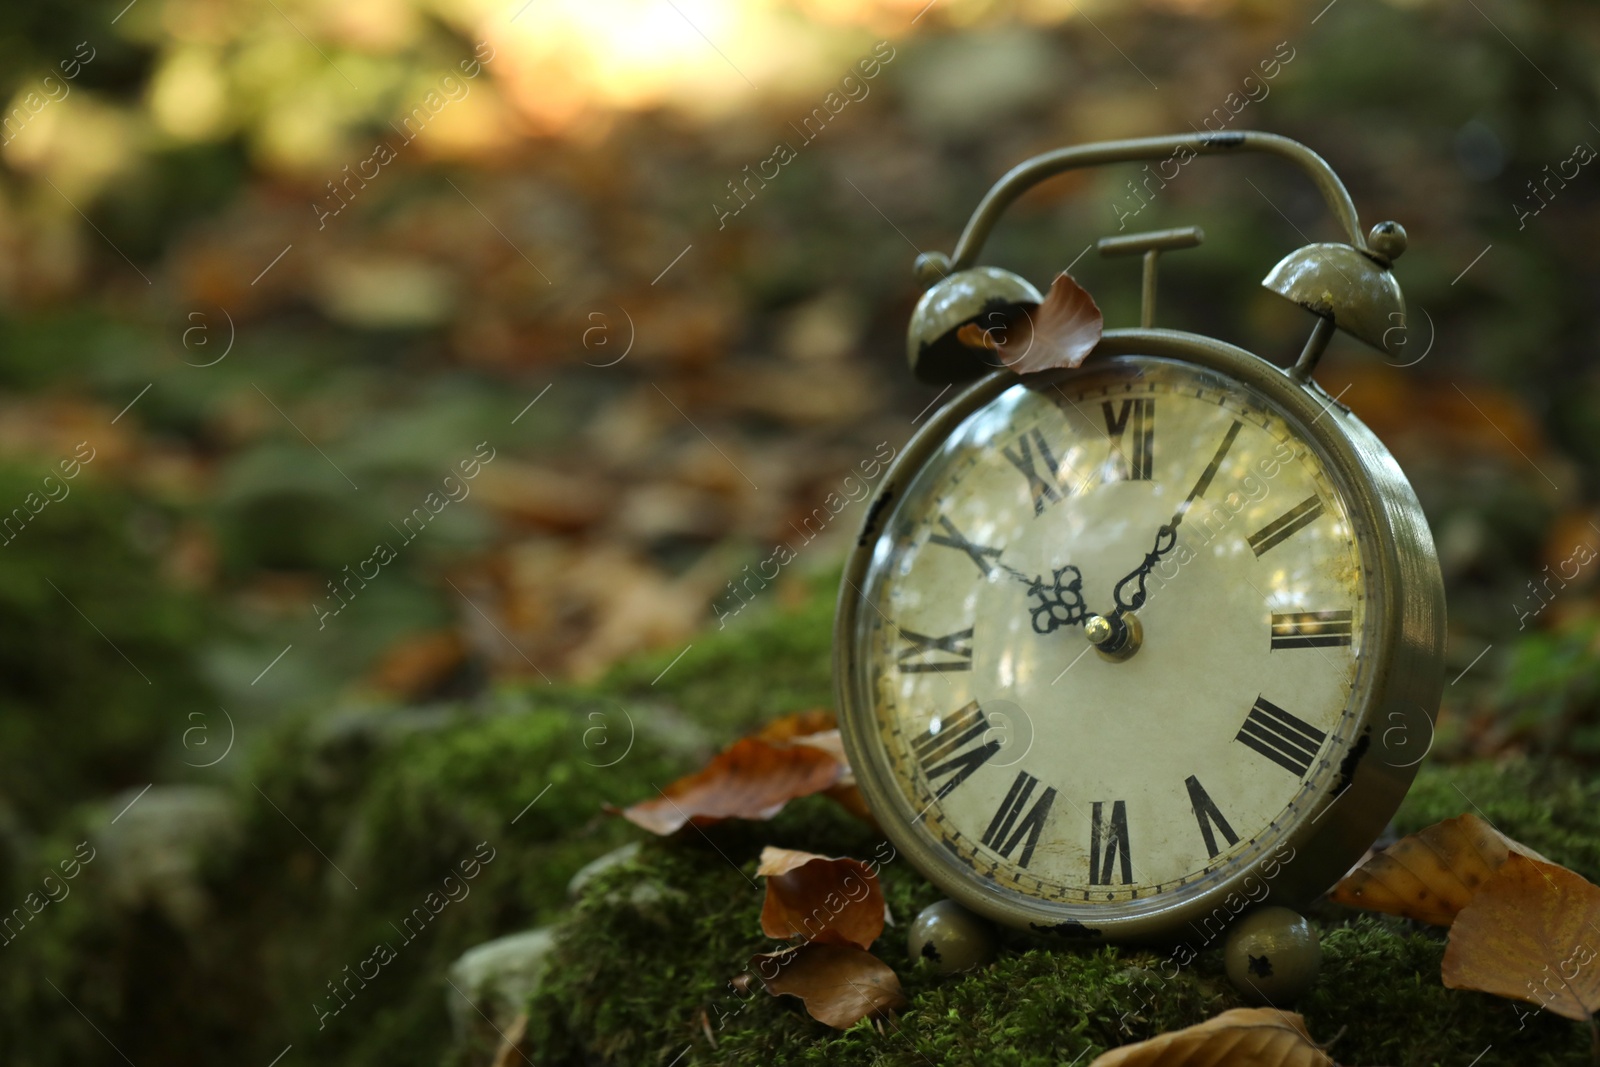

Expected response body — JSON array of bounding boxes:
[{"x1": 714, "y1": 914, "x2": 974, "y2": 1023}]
[
  {"x1": 1248, "y1": 494, "x2": 1325, "y2": 556},
  {"x1": 1235, "y1": 696, "x2": 1328, "y2": 776},
  {"x1": 1002, "y1": 428, "x2": 1067, "y2": 515},
  {"x1": 980, "y1": 770, "x2": 1056, "y2": 868},
  {"x1": 1089, "y1": 800, "x2": 1133, "y2": 885},
  {"x1": 1102, "y1": 398, "x2": 1154, "y2": 481},
  {"x1": 911, "y1": 701, "x2": 999, "y2": 799},
  {"x1": 1185, "y1": 419, "x2": 1242, "y2": 507},
  {"x1": 1185, "y1": 775, "x2": 1240, "y2": 859},
  {"x1": 896, "y1": 626, "x2": 974, "y2": 673},
  {"x1": 928, "y1": 514, "x2": 1002, "y2": 577},
  {"x1": 1270, "y1": 610, "x2": 1353, "y2": 650}
]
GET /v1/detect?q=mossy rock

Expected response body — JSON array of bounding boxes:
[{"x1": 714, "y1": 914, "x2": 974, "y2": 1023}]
[
  {"x1": 7, "y1": 572, "x2": 1600, "y2": 1067},
  {"x1": 526, "y1": 771, "x2": 1599, "y2": 1067}
]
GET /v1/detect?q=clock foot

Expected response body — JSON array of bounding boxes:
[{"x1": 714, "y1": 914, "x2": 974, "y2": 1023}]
[
  {"x1": 908, "y1": 899, "x2": 997, "y2": 974},
  {"x1": 1223, "y1": 905, "x2": 1321, "y2": 1006}
]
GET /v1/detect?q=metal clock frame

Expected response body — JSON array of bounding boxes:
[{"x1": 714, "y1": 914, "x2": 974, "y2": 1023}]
[{"x1": 834, "y1": 328, "x2": 1446, "y2": 942}]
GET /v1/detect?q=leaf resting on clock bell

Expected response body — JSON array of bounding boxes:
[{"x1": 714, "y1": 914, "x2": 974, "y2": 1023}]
[
  {"x1": 1087, "y1": 1008, "x2": 1336, "y2": 1067},
  {"x1": 993, "y1": 271, "x2": 1104, "y2": 374},
  {"x1": 1328, "y1": 812, "x2": 1550, "y2": 926},
  {"x1": 614, "y1": 710, "x2": 845, "y2": 835},
  {"x1": 1442, "y1": 853, "x2": 1600, "y2": 1021},
  {"x1": 750, "y1": 943, "x2": 906, "y2": 1029},
  {"x1": 757, "y1": 846, "x2": 885, "y2": 948}
]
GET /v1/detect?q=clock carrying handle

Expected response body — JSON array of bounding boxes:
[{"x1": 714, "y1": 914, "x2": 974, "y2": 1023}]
[{"x1": 946, "y1": 131, "x2": 1368, "y2": 270}]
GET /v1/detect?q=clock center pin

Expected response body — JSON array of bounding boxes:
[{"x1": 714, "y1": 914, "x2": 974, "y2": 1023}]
[{"x1": 1084, "y1": 612, "x2": 1141, "y2": 662}]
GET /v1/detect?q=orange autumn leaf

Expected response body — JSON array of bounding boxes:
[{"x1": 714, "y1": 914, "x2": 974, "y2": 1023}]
[
  {"x1": 822, "y1": 783, "x2": 875, "y2": 826},
  {"x1": 615, "y1": 712, "x2": 844, "y2": 835},
  {"x1": 784, "y1": 727, "x2": 874, "y2": 825},
  {"x1": 1442, "y1": 853, "x2": 1600, "y2": 1022},
  {"x1": 1329, "y1": 813, "x2": 1550, "y2": 926},
  {"x1": 753, "y1": 709, "x2": 837, "y2": 744},
  {"x1": 751, "y1": 943, "x2": 907, "y2": 1029},
  {"x1": 789, "y1": 727, "x2": 847, "y2": 770},
  {"x1": 994, "y1": 271, "x2": 1103, "y2": 375},
  {"x1": 757, "y1": 846, "x2": 885, "y2": 949},
  {"x1": 616, "y1": 738, "x2": 840, "y2": 834},
  {"x1": 1089, "y1": 1008, "x2": 1337, "y2": 1067}
]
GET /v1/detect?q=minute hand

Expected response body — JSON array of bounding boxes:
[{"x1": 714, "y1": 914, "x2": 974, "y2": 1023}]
[{"x1": 1109, "y1": 419, "x2": 1243, "y2": 616}]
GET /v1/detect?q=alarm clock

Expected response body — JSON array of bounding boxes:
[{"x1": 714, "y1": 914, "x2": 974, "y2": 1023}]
[{"x1": 835, "y1": 132, "x2": 1445, "y2": 943}]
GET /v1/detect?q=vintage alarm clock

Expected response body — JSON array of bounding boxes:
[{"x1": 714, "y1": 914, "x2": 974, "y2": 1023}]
[{"x1": 835, "y1": 132, "x2": 1445, "y2": 948}]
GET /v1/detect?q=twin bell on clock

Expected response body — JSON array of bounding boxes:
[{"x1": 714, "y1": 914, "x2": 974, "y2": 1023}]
[{"x1": 833, "y1": 131, "x2": 1446, "y2": 1000}]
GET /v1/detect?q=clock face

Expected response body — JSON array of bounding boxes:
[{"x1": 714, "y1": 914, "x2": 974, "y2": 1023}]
[{"x1": 844, "y1": 355, "x2": 1377, "y2": 917}]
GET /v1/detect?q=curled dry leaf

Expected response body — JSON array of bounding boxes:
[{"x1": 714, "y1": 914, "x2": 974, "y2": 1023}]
[
  {"x1": 750, "y1": 943, "x2": 907, "y2": 1029},
  {"x1": 1330, "y1": 813, "x2": 1550, "y2": 926},
  {"x1": 993, "y1": 272, "x2": 1104, "y2": 375},
  {"x1": 616, "y1": 737, "x2": 841, "y2": 835},
  {"x1": 1089, "y1": 1008, "x2": 1336, "y2": 1067},
  {"x1": 757, "y1": 846, "x2": 885, "y2": 949},
  {"x1": 1442, "y1": 853, "x2": 1600, "y2": 1022}
]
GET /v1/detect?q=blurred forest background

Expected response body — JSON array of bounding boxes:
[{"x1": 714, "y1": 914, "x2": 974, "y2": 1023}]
[{"x1": 1, "y1": 0, "x2": 1598, "y2": 1063}]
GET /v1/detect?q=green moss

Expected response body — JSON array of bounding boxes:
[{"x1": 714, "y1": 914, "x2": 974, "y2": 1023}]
[
  {"x1": 1300, "y1": 920, "x2": 1589, "y2": 1067},
  {"x1": 1398, "y1": 758, "x2": 1600, "y2": 879},
  {"x1": 529, "y1": 752, "x2": 1600, "y2": 1067},
  {"x1": 529, "y1": 823, "x2": 1595, "y2": 1067}
]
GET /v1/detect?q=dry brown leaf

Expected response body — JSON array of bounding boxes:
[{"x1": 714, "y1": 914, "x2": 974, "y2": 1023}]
[
  {"x1": 753, "y1": 710, "x2": 837, "y2": 744},
  {"x1": 489, "y1": 1012, "x2": 530, "y2": 1067},
  {"x1": 823, "y1": 783, "x2": 875, "y2": 826},
  {"x1": 787, "y1": 726, "x2": 877, "y2": 825},
  {"x1": 367, "y1": 628, "x2": 464, "y2": 698},
  {"x1": 791, "y1": 729, "x2": 852, "y2": 780},
  {"x1": 757, "y1": 846, "x2": 885, "y2": 949},
  {"x1": 751, "y1": 943, "x2": 907, "y2": 1029},
  {"x1": 994, "y1": 272, "x2": 1103, "y2": 374},
  {"x1": 615, "y1": 737, "x2": 841, "y2": 835},
  {"x1": 1329, "y1": 813, "x2": 1550, "y2": 926},
  {"x1": 1089, "y1": 1008, "x2": 1336, "y2": 1067},
  {"x1": 1443, "y1": 853, "x2": 1600, "y2": 1021}
]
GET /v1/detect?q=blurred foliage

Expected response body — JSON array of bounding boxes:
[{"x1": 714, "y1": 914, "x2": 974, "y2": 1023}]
[{"x1": 0, "y1": 464, "x2": 213, "y2": 827}]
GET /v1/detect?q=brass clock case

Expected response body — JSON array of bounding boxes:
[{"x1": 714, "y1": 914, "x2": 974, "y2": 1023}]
[{"x1": 834, "y1": 328, "x2": 1445, "y2": 943}]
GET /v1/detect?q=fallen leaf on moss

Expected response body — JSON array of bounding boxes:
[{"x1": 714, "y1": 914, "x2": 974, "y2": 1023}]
[
  {"x1": 753, "y1": 709, "x2": 837, "y2": 743},
  {"x1": 368, "y1": 628, "x2": 464, "y2": 698},
  {"x1": 1442, "y1": 853, "x2": 1600, "y2": 1021},
  {"x1": 757, "y1": 846, "x2": 884, "y2": 948},
  {"x1": 616, "y1": 737, "x2": 841, "y2": 834},
  {"x1": 1330, "y1": 813, "x2": 1549, "y2": 926},
  {"x1": 823, "y1": 782, "x2": 875, "y2": 826},
  {"x1": 751, "y1": 943, "x2": 906, "y2": 1029},
  {"x1": 785, "y1": 728, "x2": 875, "y2": 825},
  {"x1": 994, "y1": 272, "x2": 1103, "y2": 374},
  {"x1": 615, "y1": 713, "x2": 846, "y2": 834},
  {"x1": 1089, "y1": 1008, "x2": 1337, "y2": 1066}
]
